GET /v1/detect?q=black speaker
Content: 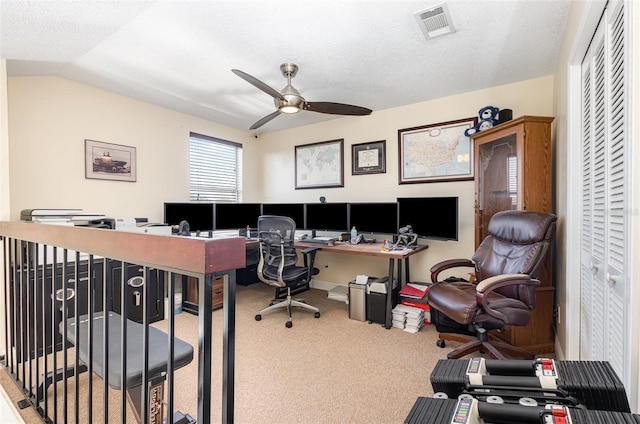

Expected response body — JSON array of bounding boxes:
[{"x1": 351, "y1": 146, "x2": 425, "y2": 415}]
[{"x1": 496, "y1": 108, "x2": 513, "y2": 125}]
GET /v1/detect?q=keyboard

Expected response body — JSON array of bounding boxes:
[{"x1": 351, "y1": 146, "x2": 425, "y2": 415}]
[{"x1": 304, "y1": 237, "x2": 337, "y2": 245}]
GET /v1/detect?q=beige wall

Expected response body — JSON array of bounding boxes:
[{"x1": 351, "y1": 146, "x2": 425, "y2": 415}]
[
  {"x1": 0, "y1": 60, "x2": 8, "y2": 221},
  {"x1": 7, "y1": 76, "x2": 258, "y2": 222},
  {"x1": 1, "y1": 60, "x2": 8, "y2": 354},
  {"x1": 6, "y1": 75, "x2": 554, "y2": 287},
  {"x1": 251, "y1": 76, "x2": 555, "y2": 284}
]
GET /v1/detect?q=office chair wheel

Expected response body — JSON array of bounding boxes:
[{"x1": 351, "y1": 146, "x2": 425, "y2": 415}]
[
  {"x1": 286, "y1": 321, "x2": 293, "y2": 328},
  {"x1": 255, "y1": 314, "x2": 262, "y2": 321},
  {"x1": 314, "y1": 312, "x2": 320, "y2": 318},
  {"x1": 437, "y1": 339, "x2": 446, "y2": 348}
]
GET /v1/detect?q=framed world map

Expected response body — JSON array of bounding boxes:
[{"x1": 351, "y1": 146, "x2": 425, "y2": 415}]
[
  {"x1": 398, "y1": 117, "x2": 477, "y2": 184},
  {"x1": 295, "y1": 139, "x2": 344, "y2": 189}
]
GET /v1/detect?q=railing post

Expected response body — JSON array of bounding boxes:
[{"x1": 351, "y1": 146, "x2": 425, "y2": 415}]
[
  {"x1": 197, "y1": 273, "x2": 213, "y2": 423},
  {"x1": 0, "y1": 222, "x2": 246, "y2": 424},
  {"x1": 222, "y1": 271, "x2": 236, "y2": 424}
]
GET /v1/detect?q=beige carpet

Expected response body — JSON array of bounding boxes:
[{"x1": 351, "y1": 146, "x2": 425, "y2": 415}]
[{"x1": 3, "y1": 283, "x2": 457, "y2": 423}]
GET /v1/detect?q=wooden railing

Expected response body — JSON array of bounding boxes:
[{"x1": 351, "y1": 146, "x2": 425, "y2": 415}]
[{"x1": 0, "y1": 221, "x2": 246, "y2": 423}]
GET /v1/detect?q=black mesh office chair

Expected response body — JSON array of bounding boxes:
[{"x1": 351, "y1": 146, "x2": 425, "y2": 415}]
[{"x1": 255, "y1": 215, "x2": 320, "y2": 328}]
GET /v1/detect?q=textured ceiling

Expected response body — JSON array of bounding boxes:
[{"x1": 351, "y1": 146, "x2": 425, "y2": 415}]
[{"x1": 0, "y1": 0, "x2": 572, "y2": 133}]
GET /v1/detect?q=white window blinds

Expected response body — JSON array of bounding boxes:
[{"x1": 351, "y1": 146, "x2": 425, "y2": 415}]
[{"x1": 189, "y1": 132, "x2": 243, "y2": 202}]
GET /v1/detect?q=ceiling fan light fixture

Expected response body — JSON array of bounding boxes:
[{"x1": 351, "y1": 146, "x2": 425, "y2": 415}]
[
  {"x1": 279, "y1": 105, "x2": 300, "y2": 114},
  {"x1": 276, "y1": 89, "x2": 304, "y2": 113},
  {"x1": 233, "y1": 63, "x2": 372, "y2": 129}
]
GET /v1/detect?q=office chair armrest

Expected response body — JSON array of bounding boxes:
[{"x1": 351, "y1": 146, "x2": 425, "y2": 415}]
[
  {"x1": 301, "y1": 247, "x2": 320, "y2": 256},
  {"x1": 298, "y1": 246, "x2": 320, "y2": 282},
  {"x1": 475, "y1": 274, "x2": 534, "y2": 293},
  {"x1": 301, "y1": 246, "x2": 319, "y2": 268},
  {"x1": 475, "y1": 274, "x2": 540, "y2": 321},
  {"x1": 430, "y1": 258, "x2": 475, "y2": 283}
]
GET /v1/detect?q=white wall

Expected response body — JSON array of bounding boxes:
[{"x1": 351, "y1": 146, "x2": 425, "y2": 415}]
[
  {"x1": 551, "y1": 0, "x2": 605, "y2": 363},
  {"x1": 553, "y1": 0, "x2": 640, "y2": 410}
]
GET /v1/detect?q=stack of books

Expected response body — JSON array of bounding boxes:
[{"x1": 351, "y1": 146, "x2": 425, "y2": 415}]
[
  {"x1": 399, "y1": 283, "x2": 431, "y2": 324},
  {"x1": 392, "y1": 308, "x2": 407, "y2": 329},
  {"x1": 398, "y1": 283, "x2": 429, "y2": 299},
  {"x1": 391, "y1": 304, "x2": 425, "y2": 333}
]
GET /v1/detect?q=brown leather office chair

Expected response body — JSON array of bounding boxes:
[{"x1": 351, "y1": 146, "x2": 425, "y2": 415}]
[{"x1": 427, "y1": 210, "x2": 557, "y2": 360}]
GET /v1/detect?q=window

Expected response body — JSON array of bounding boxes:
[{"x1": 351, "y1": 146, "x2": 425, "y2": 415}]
[{"x1": 189, "y1": 132, "x2": 243, "y2": 202}]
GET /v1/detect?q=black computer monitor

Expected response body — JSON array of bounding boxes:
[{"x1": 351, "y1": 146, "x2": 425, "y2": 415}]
[
  {"x1": 164, "y1": 202, "x2": 214, "y2": 231},
  {"x1": 348, "y1": 202, "x2": 398, "y2": 235},
  {"x1": 397, "y1": 197, "x2": 458, "y2": 240},
  {"x1": 261, "y1": 203, "x2": 305, "y2": 229},
  {"x1": 214, "y1": 203, "x2": 262, "y2": 230},
  {"x1": 304, "y1": 203, "x2": 349, "y2": 232}
]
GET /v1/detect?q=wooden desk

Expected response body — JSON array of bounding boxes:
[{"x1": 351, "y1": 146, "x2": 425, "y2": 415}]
[
  {"x1": 295, "y1": 241, "x2": 428, "y2": 329},
  {"x1": 182, "y1": 239, "x2": 260, "y2": 315}
]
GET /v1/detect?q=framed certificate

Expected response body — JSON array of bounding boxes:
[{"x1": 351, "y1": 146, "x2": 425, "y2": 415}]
[{"x1": 352, "y1": 140, "x2": 386, "y2": 175}]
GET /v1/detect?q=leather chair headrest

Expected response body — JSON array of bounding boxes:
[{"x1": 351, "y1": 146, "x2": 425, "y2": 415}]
[{"x1": 488, "y1": 211, "x2": 557, "y2": 245}]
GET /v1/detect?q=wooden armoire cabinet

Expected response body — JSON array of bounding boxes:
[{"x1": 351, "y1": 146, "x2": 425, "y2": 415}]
[{"x1": 470, "y1": 115, "x2": 555, "y2": 354}]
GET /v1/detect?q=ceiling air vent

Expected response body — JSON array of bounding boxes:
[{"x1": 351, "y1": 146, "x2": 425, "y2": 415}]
[{"x1": 414, "y1": 2, "x2": 456, "y2": 40}]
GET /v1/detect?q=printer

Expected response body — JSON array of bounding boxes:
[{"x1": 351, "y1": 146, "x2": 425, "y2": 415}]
[{"x1": 89, "y1": 217, "x2": 172, "y2": 235}]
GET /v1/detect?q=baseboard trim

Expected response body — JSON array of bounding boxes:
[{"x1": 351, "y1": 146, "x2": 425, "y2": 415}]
[
  {"x1": 309, "y1": 279, "x2": 340, "y2": 292},
  {"x1": 0, "y1": 364, "x2": 26, "y2": 423},
  {"x1": 554, "y1": 335, "x2": 565, "y2": 360}
]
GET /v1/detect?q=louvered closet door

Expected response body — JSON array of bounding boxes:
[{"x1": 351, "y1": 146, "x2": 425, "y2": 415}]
[{"x1": 580, "y1": 0, "x2": 629, "y2": 386}]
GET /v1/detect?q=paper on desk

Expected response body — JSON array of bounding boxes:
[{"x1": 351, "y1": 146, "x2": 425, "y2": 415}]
[{"x1": 355, "y1": 274, "x2": 369, "y2": 285}]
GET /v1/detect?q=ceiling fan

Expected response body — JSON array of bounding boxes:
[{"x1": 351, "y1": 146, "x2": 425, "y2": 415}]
[{"x1": 232, "y1": 63, "x2": 372, "y2": 130}]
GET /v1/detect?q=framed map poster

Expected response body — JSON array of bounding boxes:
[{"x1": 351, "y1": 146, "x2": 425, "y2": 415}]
[
  {"x1": 398, "y1": 117, "x2": 477, "y2": 184},
  {"x1": 295, "y1": 139, "x2": 344, "y2": 189}
]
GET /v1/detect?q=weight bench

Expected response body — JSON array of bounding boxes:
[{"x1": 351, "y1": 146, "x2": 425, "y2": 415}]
[{"x1": 60, "y1": 311, "x2": 194, "y2": 424}]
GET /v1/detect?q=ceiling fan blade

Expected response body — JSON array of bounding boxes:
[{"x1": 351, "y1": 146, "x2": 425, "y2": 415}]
[
  {"x1": 250, "y1": 110, "x2": 282, "y2": 130},
  {"x1": 303, "y1": 102, "x2": 372, "y2": 116},
  {"x1": 232, "y1": 69, "x2": 284, "y2": 100}
]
